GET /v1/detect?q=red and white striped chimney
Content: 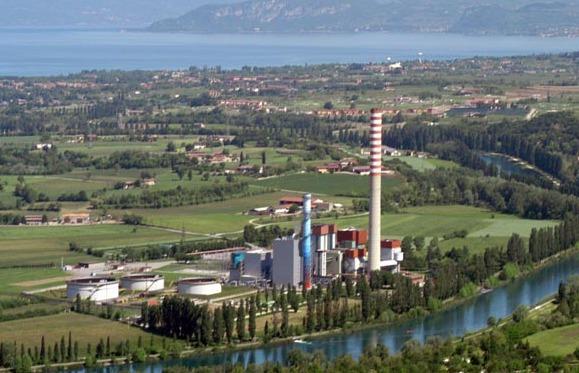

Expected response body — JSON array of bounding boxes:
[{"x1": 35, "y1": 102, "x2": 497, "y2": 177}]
[{"x1": 368, "y1": 108, "x2": 382, "y2": 272}]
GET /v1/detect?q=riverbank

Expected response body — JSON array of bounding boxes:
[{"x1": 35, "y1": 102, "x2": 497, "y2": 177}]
[{"x1": 10, "y1": 248, "x2": 574, "y2": 372}]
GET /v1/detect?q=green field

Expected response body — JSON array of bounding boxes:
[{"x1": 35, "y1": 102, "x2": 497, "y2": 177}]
[
  {"x1": 0, "y1": 225, "x2": 183, "y2": 266},
  {"x1": 526, "y1": 323, "x2": 579, "y2": 357},
  {"x1": 125, "y1": 192, "x2": 284, "y2": 234},
  {"x1": 297, "y1": 205, "x2": 558, "y2": 255},
  {"x1": 384, "y1": 156, "x2": 459, "y2": 171},
  {"x1": 0, "y1": 268, "x2": 68, "y2": 295},
  {"x1": 126, "y1": 190, "x2": 354, "y2": 235},
  {"x1": 252, "y1": 173, "x2": 402, "y2": 196},
  {"x1": 0, "y1": 313, "x2": 163, "y2": 355}
]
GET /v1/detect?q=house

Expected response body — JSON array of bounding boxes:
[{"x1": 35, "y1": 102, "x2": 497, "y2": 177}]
[
  {"x1": 35, "y1": 143, "x2": 53, "y2": 151},
  {"x1": 187, "y1": 151, "x2": 207, "y2": 161},
  {"x1": 208, "y1": 153, "x2": 234, "y2": 164},
  {"x1": 237, "y1": 164, "x2": 257, "y2": 174},
  {"x1": 249, "y1": 207, "x2": 271, "y2": 216},
  {"x1": 315, "y1": 202, "x2": 334, "y2": 213},
  {"x1": 279, "y1": 196, "x2": 305, "y2": 206},
  {"x1": 352, "y1": 166, "x2": 394, "y2": 176},
  {"x1": 352, "y1": 166, "x2": 371, "y2": 175},
  {"x1": 270, "y1": 205, "x2": 293, "y2": 216},
  {"x1": 61, "y1": 213, "x2": 90, "y2": 225},
  {"x1": 382, "y1": 146, "x2": 401, "y2": 157},
  {"x1": 142, "y1": 178, "x2": 156, "y2": 187},
  {"x1": 316, "y1": 163, "x2": 340, "y2": 174},
  {"x1": 122, "y1": 181, "x2": 136, "y2": 190},
  {"x1": 25, "y1": 215, "x2": 44, "y2": 225}
]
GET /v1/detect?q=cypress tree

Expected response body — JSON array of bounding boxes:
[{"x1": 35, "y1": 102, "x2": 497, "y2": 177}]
[
  {"x1": 236, "y1": 300, "x2": 246, "y2": 341},
  {"x1": 212, "y1": 307, "x2": 224, "y2": 344},
  {"x1": 60, "y1": 336, "x2": 65, "y2": 362},
  {"x1": 73, "y1": 342, "x2": 79, "y2": 361},
  {"x1": 40, "y1": 336, "x2": 45, "y2": 361},
  {"x1": 67, "y1": 331, "x2": 72, "y2": 361},
  {"x1": 249, "y1": 297, "x2": 257, "y2": 340}
]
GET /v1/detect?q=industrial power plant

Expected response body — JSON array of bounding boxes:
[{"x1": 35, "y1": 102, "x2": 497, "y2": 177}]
[
  {"x1": 228, "y1": 109, "x2": 404, "y2": 288},
  {"x1": 65, "y1": 110, "x2": 403, "y2": 304}
]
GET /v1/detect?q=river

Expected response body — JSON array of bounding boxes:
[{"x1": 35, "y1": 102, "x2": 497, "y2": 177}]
[
  {"x1": 480, "y1": 154, "x2": 544, "y2": 179},
  {"x1": 77, "y1": 252, "x2": 579, "y2": 372},
  {"x1": 2, "y1": 29, "x2": 579, "y2": 76}
]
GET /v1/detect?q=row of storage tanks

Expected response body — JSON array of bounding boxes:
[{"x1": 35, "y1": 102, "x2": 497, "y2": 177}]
[{"x1": 66, "y1": 274, "x2": 222, "y2": 302}]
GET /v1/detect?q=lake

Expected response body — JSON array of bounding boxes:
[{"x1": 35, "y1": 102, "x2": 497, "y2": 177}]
[
  {"x1": 75, "y1": 252, "x2": 579, "y2": 372},
  {"x1": 2, "y1": 29, "x2": 579, "y2": 76}
]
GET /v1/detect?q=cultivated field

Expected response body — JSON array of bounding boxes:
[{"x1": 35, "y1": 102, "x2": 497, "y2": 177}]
[
  {"x1": 384, "y1": 156, "x2": 458, "y2": 172},
  {"x1": 0, "y1": 225, "x2": 183, "y2": 266},
  {"x1": 526, "y1": 323, "x2": 579, "y2": 357},
  {"x1": 0, "y1": 313, "x2": 164, "y2": 354},
  {"x1": 252, "y1": 172, "x2": 402, "y2": 196},
  {"x1": 300, "y1": 205, "x2": 558, "y2": 255},
  {"x1": 0, "y1": 268, "x2": 68, "y2": 295}
]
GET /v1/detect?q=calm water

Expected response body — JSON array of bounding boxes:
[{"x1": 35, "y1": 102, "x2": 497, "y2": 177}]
[
  {"x1": 79, "y1": 252, "x2": 579, "y2": 373},
  {"x1": 480, "y1": 153, "x2": 543, "y2": 178},
  {"x1": 2, "y1": 29, "x2": 579, "y2": 76}
]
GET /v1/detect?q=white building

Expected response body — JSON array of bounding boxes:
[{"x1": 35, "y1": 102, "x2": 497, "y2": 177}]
[
  {"x1": 272, "y1": 237, "x2": 302, "y2": 287},
  {"x1": 380, "y1": 239, "x2": 404, "y2": 272}
]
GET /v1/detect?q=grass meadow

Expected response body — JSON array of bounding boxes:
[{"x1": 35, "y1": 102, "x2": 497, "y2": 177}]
[
  {"x1": 0, "y1": 225, "x2": 183, "y2": 266},
  {"x1": 526, "y1": 323, "x2": 579, "y2": 357},
  {"x1": 0, "y1": 313, "x2": 165, "y2": 355},
  {"x1": 252, "y1": 172, "x2": 402, "y2": 196}
]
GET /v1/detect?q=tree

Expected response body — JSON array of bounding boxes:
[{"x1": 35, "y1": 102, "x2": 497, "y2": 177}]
[
  {"x1": 401, "y1": 236, "x2": 413, "y2": 252},
  {"x1": 166, "y1": 141, "x2": 176, "y2": 152},
  {"x1": 224, "y1": 303, "x2": 234, "y2": 344},
  {"x1": 40, "y1": 336, "x2": 45, "y2": 362},
  {"x1": 413, "y1": 236, "x2": 425, "y2": 251},
  {"x1": 248, "y1": 297, "x2": 257, "y2": 340},
  {"x1": 236, "y1": 300, "x2": 246, "y2": 341},
  {"x1": 507, "y1": 233, "x2": 526, "y2": 265},
  {"x1": 261, "y1": 151, "x2": 267, "y2": 165},
  {"x1": 512, "y1": 305, "x2": 529, "y2": 323},
  {"x1": 213, "y1": 307, "x2": 225, "y2": 344},
  {"x1": 323, "y1": 101, "x2": 334, "y2": 110}
]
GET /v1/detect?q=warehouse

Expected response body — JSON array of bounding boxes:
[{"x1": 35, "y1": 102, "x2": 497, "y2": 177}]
[
  {"x1": 120, "y1": 274, "x2": 165, "y2": 292},
  {"x1": 177, "y1": 278, "x2": 222, "y2": 296},
  {"x1": 66, "y1": 277, "x2": 119, "y2": 302}
]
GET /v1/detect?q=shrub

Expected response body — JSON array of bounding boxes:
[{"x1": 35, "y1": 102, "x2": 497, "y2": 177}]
[{"x1": 459, "y1": 282, "x2": 478, "y2": 298}]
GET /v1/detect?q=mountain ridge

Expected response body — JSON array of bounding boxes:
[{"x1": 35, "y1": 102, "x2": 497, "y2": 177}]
[{"x1": 149, "y1": 0, "x2": 579, "y2": 36}]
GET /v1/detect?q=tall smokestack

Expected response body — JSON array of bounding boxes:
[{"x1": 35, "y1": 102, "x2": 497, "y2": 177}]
[
  {"x1": 302, "y1": 193, "x2": 312, "y2": 289},
  {"x1": 368, "y1": 109, "x2": 382, "y2": 272}
]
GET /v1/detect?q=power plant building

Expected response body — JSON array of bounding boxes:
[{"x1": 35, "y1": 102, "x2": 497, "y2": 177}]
[
  {"x1": 380, "y1": 239, "x2": 404, "y2": 272},
  {"x1": 272, "y1": 237, "x2": 302, "y2": 287},
  {"x1": 312, "y1": 224, "x2": 337, "y2": 277}
]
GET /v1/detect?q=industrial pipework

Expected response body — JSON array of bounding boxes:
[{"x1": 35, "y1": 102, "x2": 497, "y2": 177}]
[
  {"x1": 302, "y1": 193, "x2": 312, "y2": 289},
  {"x1": 368, "y1": 109, "x2": 383, "y2": 272}
]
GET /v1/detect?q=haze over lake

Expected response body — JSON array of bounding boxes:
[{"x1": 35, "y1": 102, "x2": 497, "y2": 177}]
[{"x1": 2, "y1": 28, "x2": 579, "y2": 76}]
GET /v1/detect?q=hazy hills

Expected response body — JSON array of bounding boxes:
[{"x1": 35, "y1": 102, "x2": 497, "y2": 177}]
[
  {"x1": 0, "y1": 0, "x2": 242, "y2": 28},
  {"x1": 149, "y1": 0, "x2": 579, "y2": 36}
]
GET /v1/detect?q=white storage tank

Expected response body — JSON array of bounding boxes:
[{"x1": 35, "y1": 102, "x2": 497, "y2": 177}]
[
  {"x1": 120, "y1": 274, "x2": 164, "y2": 292},
  {"x1": 67, "y1": 277, "x2": 119, "y2": 302},
  {"x1": 177, "y1": 278, "x2": 222, "y2": 296}
]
